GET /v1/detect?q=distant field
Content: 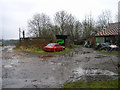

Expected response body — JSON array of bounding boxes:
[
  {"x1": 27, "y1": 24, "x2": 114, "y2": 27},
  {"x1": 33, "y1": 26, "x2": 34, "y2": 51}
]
[{"x1": 2, "y1": 40, "x2": 19, "y2": 45}]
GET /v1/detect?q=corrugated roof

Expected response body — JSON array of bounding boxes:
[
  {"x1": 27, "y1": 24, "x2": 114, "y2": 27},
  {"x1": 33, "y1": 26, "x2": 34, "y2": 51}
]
[{"x1": 95, "y1": 22, "x2": 120, "y2": 36}]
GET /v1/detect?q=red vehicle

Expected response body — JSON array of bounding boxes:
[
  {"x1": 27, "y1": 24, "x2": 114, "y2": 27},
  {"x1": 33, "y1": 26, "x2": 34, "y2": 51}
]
[{"x1": 43, "y1": 43, "x2": 65, "y2": 52}]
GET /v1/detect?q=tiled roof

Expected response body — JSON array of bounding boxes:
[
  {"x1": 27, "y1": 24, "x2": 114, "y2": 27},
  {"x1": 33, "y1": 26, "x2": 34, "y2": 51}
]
[{"x1": 95, "y1": 22, "x2": 120, "y2": 36}]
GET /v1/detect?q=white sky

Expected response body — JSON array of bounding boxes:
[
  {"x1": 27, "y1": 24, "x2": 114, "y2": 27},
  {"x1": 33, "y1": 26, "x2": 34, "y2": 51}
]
[{"x1": 0, "y1": 0, "x2": 119, "y2": 39}]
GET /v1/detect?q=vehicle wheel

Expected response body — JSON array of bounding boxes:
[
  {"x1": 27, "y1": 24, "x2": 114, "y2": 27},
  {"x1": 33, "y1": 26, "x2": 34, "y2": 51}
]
[
  {"x1": 54, "y1": 49, "x2": 56, "y2": 52},
  {"x1": 62, "y1": 48, "x2": 65, "y2": 51}
]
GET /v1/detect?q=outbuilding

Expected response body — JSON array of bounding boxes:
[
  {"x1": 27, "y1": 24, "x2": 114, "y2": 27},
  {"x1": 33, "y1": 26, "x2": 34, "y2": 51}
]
[
  {"x1": 95, "y1": 22, "x2": 120, "y2": 44},
  {"x1": 56, "y1": 35, "x2": 68, "y2": 46}
]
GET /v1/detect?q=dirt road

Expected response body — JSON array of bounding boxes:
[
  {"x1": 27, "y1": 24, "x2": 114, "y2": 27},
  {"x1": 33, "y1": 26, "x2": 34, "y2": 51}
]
[{"x1": 1, "y1": 46, "x2": 119, "y2": 88}]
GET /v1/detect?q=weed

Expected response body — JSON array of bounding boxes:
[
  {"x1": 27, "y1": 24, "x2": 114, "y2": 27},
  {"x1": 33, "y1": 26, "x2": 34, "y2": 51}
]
[{"x1": 64, "y1": 80, "x2": 118, "y2": 88}]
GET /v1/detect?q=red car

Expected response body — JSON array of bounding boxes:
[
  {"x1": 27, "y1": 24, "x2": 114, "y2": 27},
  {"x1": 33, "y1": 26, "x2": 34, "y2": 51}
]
[{"x1": 43, "y1": 43, "x2": 65, "y2": 52}]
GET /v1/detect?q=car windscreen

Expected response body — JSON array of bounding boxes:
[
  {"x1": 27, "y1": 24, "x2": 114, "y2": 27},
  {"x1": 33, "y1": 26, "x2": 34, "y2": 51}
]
[{"x1": 47, "y1": 44, "x2": 54, "y2": 46}]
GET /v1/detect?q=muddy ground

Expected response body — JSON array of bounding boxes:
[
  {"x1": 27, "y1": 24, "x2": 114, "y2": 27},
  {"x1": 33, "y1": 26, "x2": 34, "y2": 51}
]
[
  {"x1": 0, "y1": 47, "x2": 2, "y2": 89},
  {"x1": 1, "y1": 46, "x2": 119, "y2": 88}
]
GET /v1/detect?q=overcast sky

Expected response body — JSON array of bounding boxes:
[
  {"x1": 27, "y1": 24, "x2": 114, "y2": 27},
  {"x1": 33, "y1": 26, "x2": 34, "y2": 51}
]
[{"x1": 0, "y1": 0, "x2": 119, "y2": 39}]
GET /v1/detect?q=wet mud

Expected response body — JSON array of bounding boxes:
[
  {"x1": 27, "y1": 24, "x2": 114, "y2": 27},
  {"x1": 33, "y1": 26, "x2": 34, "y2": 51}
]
[{"x1": 1, "y1": 46, "x2": 119, "y2": 88}]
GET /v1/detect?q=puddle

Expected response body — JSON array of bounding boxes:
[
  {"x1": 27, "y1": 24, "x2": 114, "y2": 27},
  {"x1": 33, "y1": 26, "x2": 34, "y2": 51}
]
[
  {"x1": 10, "y1": 59, "x2": 18, "y2": 65},
  {"x1": 74, "y1": 67, "x2": 117, "y2": 76},
  {"x1": 3, "y1": 65, "x2": 12, "y2": 68},
  {"x1": 6, "y1": 46, "x2": 15, "y2": 52},
  {"x1": 69, "y1": 67, "x2": 118, "y2": 82},
  {"x1": 41, "y1": 54, "x2": 66, "y2": 60},
  {"x1": 57, "y1": 63, "x2": 62, "y2": 66},
  {"x1": 81, "y1": 51, "x2": 91, "y2": 54},
  {"x1": 7, "y1": 48, "x2": 13, "y2": 52},
  {"x1": 83, "y1": 69, "x2": 117, "y2": 75},
  {"x1": 50, "y1": 62, "x2": 54, "y2": 65},
  {"x1": 41, "y1": 55, "x2": 54, "y2": 59},
  {"x1": 95, "y1": 54, "x2": 107, "y2": 58},
  {"x1": 73, "y1": 68, "x2": 84, "y2": 76}
]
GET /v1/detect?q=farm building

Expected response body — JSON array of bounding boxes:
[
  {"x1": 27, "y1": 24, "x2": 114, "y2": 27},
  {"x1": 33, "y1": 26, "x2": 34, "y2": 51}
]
[{"x1": 95, "y1": 22, "x2": 120, "y2": 44}]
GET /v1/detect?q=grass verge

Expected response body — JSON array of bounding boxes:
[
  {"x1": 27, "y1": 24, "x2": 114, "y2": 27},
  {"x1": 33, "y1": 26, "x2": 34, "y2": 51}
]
[
  {"x1": 15, "y1": 46, "x2": 72, "y2": 55},
  {"x1": 73, "y1": 45, "x2": 81, "y2": 48},
  {"x1": 98, "y1": 50, "x2": 120, "y2": 55},
  {"x1": 64, "y1": 80, "x2": 118, "y2": 88}
]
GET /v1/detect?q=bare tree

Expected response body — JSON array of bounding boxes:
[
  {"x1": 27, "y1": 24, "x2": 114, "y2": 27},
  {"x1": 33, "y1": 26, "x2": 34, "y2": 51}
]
[
  {"x1": 96, "y1": 10, "x2": 112, "y2": 31},
  {"x1": 115, "y1": 12, "x2": 119, "y2": 22},
  {"x1": 28, "y1": 13, "x2": 52, "y2": 37},
  {"x1": 54, "y1": 11, "x2": 76, "y2": 36},
  {"x1": 53, "y1": 25, "x2": 60, "y2": 35},
  {"x1": 74, "y1": 21, "x2": 82, "y2": 40},
  {"x1": 27, "y1": 10, "x2": 113, "y2": 43},
  {"x1": 82, "y1": 14, "x2": 95, "y2": 39}
]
